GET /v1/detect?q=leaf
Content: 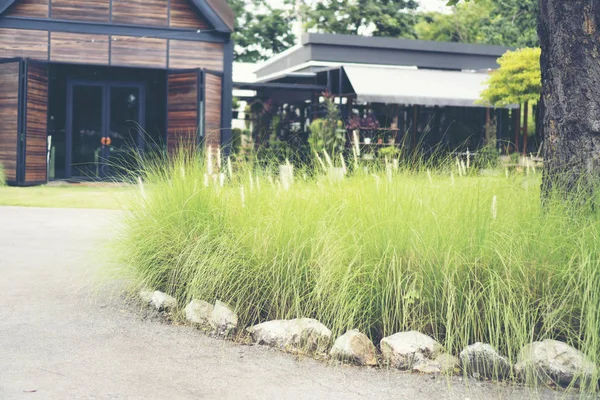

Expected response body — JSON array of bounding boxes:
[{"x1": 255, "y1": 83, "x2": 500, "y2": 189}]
[{"x1": 446, "y1": 0, "x2": 460, "y2": 5}]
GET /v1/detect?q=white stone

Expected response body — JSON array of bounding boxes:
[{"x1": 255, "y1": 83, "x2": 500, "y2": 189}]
[
  {"x1": 210, "y1": 300, "x2": 238, "y2": 336},
  {"x1": 248, "y1": 318, "x2": 332, "y2": 353},
  {"x1": 514, "y1": 339, "x2": 597, "y2": 387},
  {"x1": 184, "y1": 299, "x2": 214, "y2": 325},
  {"x1": 380, "y1": 331, "x2": 443, "y2": 370},
  {"x1": 150, "y1": 291, "x2": 177, "y2": 311},
  {"x1": 459, "y1": 342, "x2": 510, "y2": 379},
  {"x1": 435, "y1": 353, "x2": 460, "y2": 374},
  {"x1": 413, "y1": 353, "x2": 460, "y2": 374},
  {"x1": 139, "y1": 290, "x2": 154, "y2": 304},
  {"x1": 330, "y1": 329, "x2": 377, "y2": 366}
]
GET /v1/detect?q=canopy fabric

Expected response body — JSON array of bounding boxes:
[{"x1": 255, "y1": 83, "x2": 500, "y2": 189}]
[{"x1": 343, "y1": 65, "x2": 492, "y2": 108}]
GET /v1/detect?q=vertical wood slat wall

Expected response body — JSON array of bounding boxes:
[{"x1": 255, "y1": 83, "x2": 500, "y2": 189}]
[
  {"x1": 0, "y1": 61, "x2": 20, "y2": 184},
  {"x1": 167, "y1": 71, "x2": 199, "y2": 154},
  {"x1": 204, "y1": 73, "x2": 222, "y2": 150},
  {"x1": 23, "y1": 62, "x2": 48, "y2": 184}
]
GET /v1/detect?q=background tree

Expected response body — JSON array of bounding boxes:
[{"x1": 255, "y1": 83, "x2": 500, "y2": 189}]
[
  {"x1": 450, "y1": 0, "x2": 600, "y2": 199},
  {"x1": 416, "y1": 1, "x2": 492, "y2": 43},
  {"x1": 480, "y1": 48, "x2": 541, "y2": 107},
  {"x1": 418, "y1": 0, "x2": 537, "y2": 48},
  {"x1": 479, "y1": 48, "x2": 541, "y2": 154},
  {"x1": 230, "y1": 0, "x2": 296, "y2": 62},
  {"x1": 302, "y1": 0, "x2": 419, "y2": 38}
]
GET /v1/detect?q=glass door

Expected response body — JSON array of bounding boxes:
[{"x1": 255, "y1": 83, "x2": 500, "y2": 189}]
[
  {"x1": 106, "y1": 84, "x2": 144, "y2": 178},
  {"x1": 68, "y1": 83, "x2": 105, "y2": 178},
  {"x1": 66, "y1": 81, "x2": 145, "y2": 179}
]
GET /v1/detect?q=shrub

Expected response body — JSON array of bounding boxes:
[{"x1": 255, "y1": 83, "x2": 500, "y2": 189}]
[
  {"x1": 308, "y1": 94, "x2": 345, "y2": 157},
  {"x1": 116, "y1": 154, "x2": 600, "y2": 391}
]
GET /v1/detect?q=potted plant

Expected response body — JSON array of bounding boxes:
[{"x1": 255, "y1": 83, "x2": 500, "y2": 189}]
[{"x1": 346, "y1": 114, "x2": 380, "y2": 144}]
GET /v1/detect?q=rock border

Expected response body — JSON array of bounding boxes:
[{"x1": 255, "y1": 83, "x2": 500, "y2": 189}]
[{"x1": 138, "y1": 289, "x2": 599, "y2": 390}]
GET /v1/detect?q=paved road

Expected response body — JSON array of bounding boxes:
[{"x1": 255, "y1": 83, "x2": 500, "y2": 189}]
[{"x1": 0, "y1": 207, "x2": 573, "y2": 399}]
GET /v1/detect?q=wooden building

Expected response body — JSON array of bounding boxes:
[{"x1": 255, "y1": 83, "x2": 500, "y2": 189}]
[{"x1": 0, "y1": 0, "x2": 233, "y2": 185}]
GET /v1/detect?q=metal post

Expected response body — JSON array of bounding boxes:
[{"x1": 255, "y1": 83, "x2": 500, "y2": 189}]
[
  {"x1": 522, "y1": 101, "x2": 529, "y2": 156},
  {"x1": 514, "y1": 106, "x2": 521, "y2": 154},
  {"x1": 412, "y1": 105, "x2": 418, "y2": 149}
]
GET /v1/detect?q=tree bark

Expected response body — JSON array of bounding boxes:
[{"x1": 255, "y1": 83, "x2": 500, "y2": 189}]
[{"x1": 539, "y1": 0, "x2": 600, "y2": 198}]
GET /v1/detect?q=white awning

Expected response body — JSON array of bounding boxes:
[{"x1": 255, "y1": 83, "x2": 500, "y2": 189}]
[{"x1": 343, "y1": 65, "x2": 492, "y2": 108}]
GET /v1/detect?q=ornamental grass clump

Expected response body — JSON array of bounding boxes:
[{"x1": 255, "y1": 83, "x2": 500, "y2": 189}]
[{"x1": 116, "y1": 150, "x2": 600, "y2": 392}]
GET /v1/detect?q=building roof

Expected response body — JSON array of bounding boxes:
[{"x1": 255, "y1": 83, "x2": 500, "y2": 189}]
[
  {"x1": 0, "y1": 0, "x2": 234, "y2": 32},
  {"x1": 255, "y1": 33, "x2": 511, "y2": 81}
]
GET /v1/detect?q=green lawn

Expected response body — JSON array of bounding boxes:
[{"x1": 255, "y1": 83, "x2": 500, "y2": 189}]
[{"x1": 0, "y1": 184, "x2": 136, "y2": 209}]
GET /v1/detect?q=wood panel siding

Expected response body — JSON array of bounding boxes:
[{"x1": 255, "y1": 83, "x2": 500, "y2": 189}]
[
  {"x1": 50, "y1": 32, "x2": 109, "y2": 65},
  {"x1": 168, "y1": 40, "x2": 224, "y2": 71},
  {"x1": 169, "y1": 0, "x2": 210, "y2": 30},
  {"x1": 0, "y1": 62, "x2": 20, "y2": 184},
  {"x1": 110, "y1": 36, "x2": 167, "y2": 68},
  {"x1": 167, "y1": 71, "x2": 198, "y2": 154},
  {"x1": 112, "y1": 0, "x2": 168, "y2": 27},
  {"x1": 24, "y1": 62, "x2": 48, "y2": 184},
  {"x1": 51, "y1": 0, "x2": 110, "y2": 23},
  {"x1": 0, "y1": 28, "x2": 48, "y2": 61},
  {"x1": 204, "y1": 73, "x2": 222, "y2": 149},
  {"x1": 5, "y1": 0, "x2": 49, "y2": 18}
]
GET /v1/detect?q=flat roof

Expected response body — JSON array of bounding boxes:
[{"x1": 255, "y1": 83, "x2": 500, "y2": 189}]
[
  {"x1": 255, "y1": 33, "x2": 512, "y2": 81},
  {"x1": 301, "y1": 33, "x2": 511, "y2": 57}
]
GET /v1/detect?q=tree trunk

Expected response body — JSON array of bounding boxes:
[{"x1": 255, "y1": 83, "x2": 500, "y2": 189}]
[{"x1": 539, "y1": 0, "x2": 600, "y2": 198}]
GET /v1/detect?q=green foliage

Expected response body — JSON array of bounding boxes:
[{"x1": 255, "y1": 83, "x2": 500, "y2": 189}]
[
  {"x1": 230, "y1": 0, "x2": 538, "y2": 62},
  {"x1": 0, "y1": 163, "x2": 5, "y2": 186},
  {"x1": 0, "y1": 185, "x2": 134, "y2": 208},
  {"x1": 416, "y1": 3, "x2": 491, "y2": 43},
  {"x1": 378, "y1": 146, "x2": 400, "y2": 159},
  {"x1": 308, "y1": 96, "x2": 345, "y2": 157},
  {"x1": 230, "y1": 0, "x2": 296, "y2": 62},
  {"x1": 231, "y1": 128, "x2": 243, "y2": 154},
  {"x1": 474, "y1": 144, "x2": 499, "y2": 168},
  {"x1": 480, "y1": 47, "x2": 541, "y2": 107},
  {"x1": 421, "y1": 0, "x2": 538, "y2": 48},
  {"x1": 115, "y1": 153, "x2": 600, "y2": 392},
  {"x1": 302, "y1": 0, "x2": 419, "y2": 38}
]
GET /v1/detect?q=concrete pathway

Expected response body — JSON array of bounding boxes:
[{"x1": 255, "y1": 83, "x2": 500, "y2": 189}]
[{"x1": 0, "y1": 207, "x2": 572, "y2": 399}]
